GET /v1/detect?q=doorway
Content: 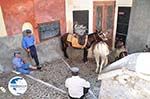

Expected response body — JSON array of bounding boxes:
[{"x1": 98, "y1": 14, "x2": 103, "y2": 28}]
[
  {"x1": 22, "y1": 22, "x2": 34, "y2": 36},
  {"x1": 116, "y1": 7, "x2": 131, "y2": 46},
  {"x1": 73, "y1": 10, "x2": 89, "y2": 33},
  {"x1": 93, "y1": 1, "x2": 115, "y2": 47}
]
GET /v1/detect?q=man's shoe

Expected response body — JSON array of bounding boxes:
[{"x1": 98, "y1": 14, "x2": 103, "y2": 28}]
[{"x1": 37, "y1": 67, "x2": 42, "y2": 70}]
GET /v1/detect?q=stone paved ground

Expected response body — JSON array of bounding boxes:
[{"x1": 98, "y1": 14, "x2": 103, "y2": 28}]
[
  {"x1": 31, "y1": 58, "x2": 101, "y2": 98},
  {"x1": 0, "y1": 48, "x2": 101, "y2": 99},
  {"x1": 100, "y1": 74, "x2": 150, "y2": 99},
  {"x1": 0, "y1": 72, "x2": 68, "y2": 99}
]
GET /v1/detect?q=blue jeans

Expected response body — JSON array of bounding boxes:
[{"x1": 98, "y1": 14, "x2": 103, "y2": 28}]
[{"x1": 16, "y1": 64, "x2": 31, "y2": 74}]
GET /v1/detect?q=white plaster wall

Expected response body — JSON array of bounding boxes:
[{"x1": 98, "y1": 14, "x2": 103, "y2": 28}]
[
  {"x1": 65, "y1": 0, "x2": 93, "y2": 34},
  {"x1": 0, "y1": 6, "x2": 7, "y2": 37},
  {"x1": 66, "y1": 0, "x2": 116, "y2": 34},
  {"x1": 116, "y1": 0, "x2": 132, "y2": 6},
  {"x1": 65, "y1": 0, "x2": 132, "y2": 48},
  {"x1": 113, "y1": 0, "x2": 132, "y2": 48}
]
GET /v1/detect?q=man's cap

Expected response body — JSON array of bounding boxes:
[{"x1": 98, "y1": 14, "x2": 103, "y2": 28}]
[
  {"x1": 14, "y1": 51, "x2": 21, "y2": 56},
  {"x1": 26, "y1": 29, "x2": 32, "y2": 33},
  {"x1": 14, "y1": 51, "x2": 21, "y2": 54},
  {"x1": 70, "y1": 67, "x2": 79, "y2": 73}
]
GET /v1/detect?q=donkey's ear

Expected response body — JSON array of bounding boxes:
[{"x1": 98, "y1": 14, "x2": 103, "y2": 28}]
[
  {"x1": 95, "y1": 29, "x2": 98, "y2": 32},
  {"x1": 99, "y1": 29, "x2": 102, "y2": 33},
  {"x1": 95, "y1": 29, "x2": 101, "y2": 33}
]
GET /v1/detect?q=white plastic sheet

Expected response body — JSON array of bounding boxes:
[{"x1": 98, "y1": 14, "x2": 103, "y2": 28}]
[
  {"x1": 136, "y1": 53, "x2": 150, "y2": 74},
  {"x1": 103, "y1": 52, "x2": 150, "y2": 75}
]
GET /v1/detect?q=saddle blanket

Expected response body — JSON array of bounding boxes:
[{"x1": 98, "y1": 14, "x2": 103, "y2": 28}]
[{"x1": 67, "y1": 34, "x2": 88, "y2": 48}]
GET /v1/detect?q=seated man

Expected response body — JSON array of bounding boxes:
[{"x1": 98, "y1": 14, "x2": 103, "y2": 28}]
[
  {"x1": 65, "y1": 67, "x2": 90, "y2": 99},
  {"x1": 12, "y1": 51, "x2": 41, "y2": 74}
]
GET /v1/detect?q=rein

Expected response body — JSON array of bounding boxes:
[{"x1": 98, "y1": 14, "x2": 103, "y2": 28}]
[{"x1": 94, "y1": 33, "x2": 98, "y2": 42}]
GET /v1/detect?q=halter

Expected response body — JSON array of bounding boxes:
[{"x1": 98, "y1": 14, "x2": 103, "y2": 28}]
[{"x1": 97, "y1": 32, "x2": 108, "y2": 41}]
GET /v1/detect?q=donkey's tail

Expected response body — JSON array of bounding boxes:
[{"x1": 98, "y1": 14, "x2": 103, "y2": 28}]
[{"x1": 61, "y1": 37, "x2": 64, "y2": 51}]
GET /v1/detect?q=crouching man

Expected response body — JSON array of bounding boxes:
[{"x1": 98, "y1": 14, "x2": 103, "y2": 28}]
[
  {"x1": 12, "y1": 51, "x2": 41, "y2": 74},
  {"x1": 65, "y1": 67, "x2": 90, "y2": 99}
]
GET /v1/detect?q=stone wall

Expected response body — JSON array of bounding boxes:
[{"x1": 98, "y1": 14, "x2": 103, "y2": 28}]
[
  {"x1": 126, "y1": 0, "x2": 150, "y2": 53},
  {"x1": 0, "y1": 34, "x2": 63, "y2": 71}
]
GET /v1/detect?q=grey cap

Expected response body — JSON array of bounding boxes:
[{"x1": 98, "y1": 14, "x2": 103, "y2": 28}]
[
  {"x1": 70, "y1": 67, "x2": 79, "y2": 73},
  {"x1": 14, "y1": 51, "x2": 21, "y2": 56}
]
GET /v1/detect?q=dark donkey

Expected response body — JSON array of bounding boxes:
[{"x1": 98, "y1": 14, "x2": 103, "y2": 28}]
[{"x1": 61, "y1": 31, "x2": 108, "y2": 62}]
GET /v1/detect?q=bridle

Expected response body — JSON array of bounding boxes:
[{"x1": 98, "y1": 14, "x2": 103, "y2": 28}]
[{"x1": 97, "y1": 31, "x2": 108, "y2": 41}]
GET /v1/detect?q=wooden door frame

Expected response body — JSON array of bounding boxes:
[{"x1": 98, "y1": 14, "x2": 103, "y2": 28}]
[{"x1": 93, "y1": 1, "x2": 115, "y2": 47}]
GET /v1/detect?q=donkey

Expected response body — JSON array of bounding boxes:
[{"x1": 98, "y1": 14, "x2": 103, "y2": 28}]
[
  {"x1": 61, "y1": 30, "x2": 108, "y2": 62},
  {"x1": 92, "y1": 41, "x2": 110, "y2": 74}
]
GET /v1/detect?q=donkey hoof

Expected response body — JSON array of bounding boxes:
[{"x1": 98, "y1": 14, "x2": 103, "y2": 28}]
[
  {"x1": 66, "y1": 56, "x2": 69, "y2": 59},
  {"x1": 83, "y1": 59, "x2": 88, "y2": 63},
  {"x1": 95, "y1": 70, "x2": 98, "y2": 74},
  {"x1": 84, "y1": 61, "x2": 88, "y2": 64},
  {"x1": 64, "y1": 56, "x2": 69, "y2": 59},
  {"x1": 99, "y1": 71, "x2": 102, "y2": 74}
]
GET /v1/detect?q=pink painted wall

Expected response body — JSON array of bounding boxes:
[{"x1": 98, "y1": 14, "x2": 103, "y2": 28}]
[
  {"x1": 0, "y1": 0, "x2": 66, "y2": 43},
  {"x1": 34, "y1": 0, "x2": 66, "y2": 33},
  {"x1": 0, "y1": 0, "x2": 35, "y2": 36}
]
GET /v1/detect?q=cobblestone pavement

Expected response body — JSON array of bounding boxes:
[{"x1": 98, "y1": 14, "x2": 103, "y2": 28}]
[
  {"x1": 0, "y1": 49, "x2": 101, "y2": 99},
  {"x1": 30, "y1": 58, "x2": 101, "y2": 98},
  {"x1": 0, "y1": 72, "x2": 68, "y2": 99}
]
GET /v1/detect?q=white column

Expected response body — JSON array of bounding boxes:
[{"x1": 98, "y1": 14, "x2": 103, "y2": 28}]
[
  {"x1": 0, "y1": 6, "x2": 7, "y2": 37},
  {"x1": 65, "y1": 0, "x2": 73, "y2": 33},
  {"x1": 112, "y1": 4, "x2": 119, "y2": 49}
]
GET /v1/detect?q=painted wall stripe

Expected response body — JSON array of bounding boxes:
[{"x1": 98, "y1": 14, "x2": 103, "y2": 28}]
[
  {"x1": 12, "y1": 70, "x2": 67, "y2": 94},
  {"x1": 0, "y1": 6, "x2": 7, "y2": 37}
]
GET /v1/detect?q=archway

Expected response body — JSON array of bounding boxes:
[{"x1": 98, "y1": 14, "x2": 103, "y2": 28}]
[{"x1": 22, "y1": 22, "x2": 33, "y2": 36}]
